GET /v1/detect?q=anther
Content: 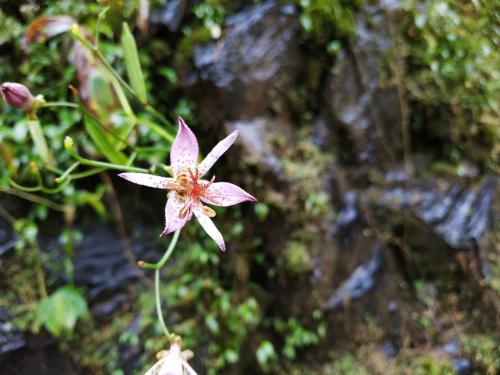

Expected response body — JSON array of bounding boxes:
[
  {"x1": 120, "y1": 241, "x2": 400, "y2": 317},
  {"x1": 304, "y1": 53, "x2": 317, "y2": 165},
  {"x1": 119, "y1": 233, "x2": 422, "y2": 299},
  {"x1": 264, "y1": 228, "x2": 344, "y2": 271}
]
[
  {"x1": 201, "y1": 206, "x2": 216, "y2": 218},
  {"x1": 176, "y1": 190, "x2": 188, "y2": 200},
  {"x1": 179, "y1": 204, "x2": 191, "y2": 219}
]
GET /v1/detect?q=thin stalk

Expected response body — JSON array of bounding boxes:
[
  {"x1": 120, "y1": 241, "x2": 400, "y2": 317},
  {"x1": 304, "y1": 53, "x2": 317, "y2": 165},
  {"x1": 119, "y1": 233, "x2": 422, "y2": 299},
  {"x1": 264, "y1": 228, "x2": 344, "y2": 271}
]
[
  {"x1": 149, "y1": 230, "x2": 181, "y2": 339},
  {"x1": 72, "y1": 28, "x2": 173, "y2": 128},
  {"x1": 141, "y1": 230, "x2": 181, "y2": 270},
  {"x1": 64, "y1": 137, "x2": 148, "y2": 173},
  {"x1": 8, "y1": 178, "x2": 41, "y2": 192},
  {"x1": 69, "y1": 167, "x2": 107, "y2": 180},
  {"x1": 33, "y1": 243, "x2": 48, "y2": 299},
  {"x1": 0, "y1": 206, "x2": 16, "y2": 225},
  {"x1": 41, "y1": 101, "x2": 79, "y2": 109},
  {"x1": 95, "y1": 6, "x2": 110, "y2": 48},
  {"x1": 55, "y1": 161, "x2": 80, "y2": 183},
  {"x1": 155, "y1": 268, "x2": 169, "y2": 338},
  {"x1": 0, "y1": 187, "x2": 66, "y2": 212}
]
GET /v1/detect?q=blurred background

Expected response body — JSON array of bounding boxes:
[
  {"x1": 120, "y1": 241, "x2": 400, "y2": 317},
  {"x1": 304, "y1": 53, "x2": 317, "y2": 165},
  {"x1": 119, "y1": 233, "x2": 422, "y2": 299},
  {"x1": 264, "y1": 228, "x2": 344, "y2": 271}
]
[{"x1": 0, "y1": 0, "x2": 498, "y2": 374}]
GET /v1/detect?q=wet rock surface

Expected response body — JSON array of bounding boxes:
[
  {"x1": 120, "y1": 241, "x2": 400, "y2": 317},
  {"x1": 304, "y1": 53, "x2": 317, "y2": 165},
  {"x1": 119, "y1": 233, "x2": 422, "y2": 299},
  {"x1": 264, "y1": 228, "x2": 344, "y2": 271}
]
[
  {"x1": 324, "y1": 244, "x2": 383, "y2": 310},
  {"x1": 324, "y1": 1, "x2": 403, "y2": 163},
  {"x1": 150, "y1": 0, "x2": 187, "y2": 32},
  {"x1": 370, "y1": 177, "x2": 497, "y2": 251},
  {"x1": 0, "y1": 217, "x2": 15, "y2": 257},
  {"x1": 0, "y1": 309, "x2": 25, "y2": 363},
  {"x1": 190, "y1": 0, "x2": 301, "y2": 119},
  {"x1": 71, "y1": 225, "x2": 165, "y2": 319}
]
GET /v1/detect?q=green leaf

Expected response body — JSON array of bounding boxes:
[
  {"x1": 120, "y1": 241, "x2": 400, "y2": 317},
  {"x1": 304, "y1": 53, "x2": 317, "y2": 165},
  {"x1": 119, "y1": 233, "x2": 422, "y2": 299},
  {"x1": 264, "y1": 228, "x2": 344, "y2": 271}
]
[
  {"x1": 34, "y1": 286, "x2": 88, "y2": 337},
  {"x1": 25, "y1": 120, "x2": 53, "y2": 165},
  {"x1": 121, "y1": 22, "x2": 147, "y2": 104},
  {"x1": 84, "y1": 116, "x2": 128, "y2": 165}
]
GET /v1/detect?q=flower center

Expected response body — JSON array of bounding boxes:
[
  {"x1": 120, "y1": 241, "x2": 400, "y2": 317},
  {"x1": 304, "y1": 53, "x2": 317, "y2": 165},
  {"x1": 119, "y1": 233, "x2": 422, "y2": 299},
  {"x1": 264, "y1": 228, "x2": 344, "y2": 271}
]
[{"x1": 175, "y1": 168, "x2": 214, "y2": 202}]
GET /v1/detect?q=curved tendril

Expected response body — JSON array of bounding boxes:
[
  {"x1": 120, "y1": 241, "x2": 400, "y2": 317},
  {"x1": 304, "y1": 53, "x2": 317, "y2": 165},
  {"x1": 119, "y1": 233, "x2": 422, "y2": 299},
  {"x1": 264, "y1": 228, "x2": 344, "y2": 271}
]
[
  {"x1": 8, "y1": 178, "x2": 42, "y2": 192},
  {"x1": 54, "y1": 161, "x2": 80, "y2": 183}
]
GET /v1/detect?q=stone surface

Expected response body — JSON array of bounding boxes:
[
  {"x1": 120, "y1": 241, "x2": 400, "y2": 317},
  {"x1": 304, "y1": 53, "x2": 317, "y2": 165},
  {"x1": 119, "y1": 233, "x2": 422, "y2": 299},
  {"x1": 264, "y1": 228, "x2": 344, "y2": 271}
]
[
  {"x1": 324, "y1": 1, "x2": 403, "y2": 163},
  {"x1": 150, "y1": 0, "x2": 187, "y2": 32},
  {"x1": 372, "y1": 177, "x2": 497, "y2": 251},
  {"x1": 324, "y1": 244, "x2": 383, "y2": 310},
  {"x1": 189, "y1": 0, "x2": 301, "y2": 119}
]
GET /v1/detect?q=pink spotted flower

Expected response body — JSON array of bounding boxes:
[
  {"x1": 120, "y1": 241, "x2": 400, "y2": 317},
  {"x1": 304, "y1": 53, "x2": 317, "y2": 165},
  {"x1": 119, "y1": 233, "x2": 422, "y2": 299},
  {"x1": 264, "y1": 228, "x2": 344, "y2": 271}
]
[{"x1": 119, "y1": 117, "x2": 256, "y2": 251}]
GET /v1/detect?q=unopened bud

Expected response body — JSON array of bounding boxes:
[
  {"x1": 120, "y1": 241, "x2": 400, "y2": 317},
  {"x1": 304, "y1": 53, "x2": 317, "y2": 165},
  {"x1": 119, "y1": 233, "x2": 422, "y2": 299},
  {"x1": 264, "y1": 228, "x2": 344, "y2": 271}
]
[
  {"x1": 0, "y1": 82, "x2": 34, "y2": 110},
  {"x1": 137, "y1": 260, "x2": 145, "y2": 268},
  {"x1": 64, "y1": 136, "x2": 74, "y2": 150},
  {"x1": 29, "y1": 161, "x2": 39, "y2": 174},
  {"x1": 71, "y1": 23, "x2": 80, "y2": 37}
]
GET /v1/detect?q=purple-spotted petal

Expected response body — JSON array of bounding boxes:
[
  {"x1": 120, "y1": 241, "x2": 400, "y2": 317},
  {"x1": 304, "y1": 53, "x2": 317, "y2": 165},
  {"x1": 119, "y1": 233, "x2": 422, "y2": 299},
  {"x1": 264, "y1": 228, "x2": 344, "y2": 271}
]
[
  {"x1": 197, "y1": 130, "x2": 239, "y2": 177},
  {"x1": 170, "y1": 117, "x2": 199, "y2": 176},
  {"x1": 160, "y1": 193, "x2": 192, "y2": 237},
  {"x1": 118, "y1": 173, "x2": 175, "y2": 189},
  {"x1": 193, "y1": 206, "x2": 226, "y2": 251},
  {"x1": 202, "y1": 182, "x2": 257, "y2": 207}
]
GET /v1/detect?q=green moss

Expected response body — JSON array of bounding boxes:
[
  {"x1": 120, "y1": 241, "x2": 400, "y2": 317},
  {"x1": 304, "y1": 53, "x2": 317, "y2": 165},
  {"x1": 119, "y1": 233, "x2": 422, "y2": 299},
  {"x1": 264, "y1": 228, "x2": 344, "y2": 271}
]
[
  {"x1": 402, "y1": 0, "x2": 500, "y2": 167},
  {"x1": 462, "y1": 334, "x2": 500, "y2": 375},
  {"x1": 284, "y1": 240, "x2": 312, "y2": 273}
]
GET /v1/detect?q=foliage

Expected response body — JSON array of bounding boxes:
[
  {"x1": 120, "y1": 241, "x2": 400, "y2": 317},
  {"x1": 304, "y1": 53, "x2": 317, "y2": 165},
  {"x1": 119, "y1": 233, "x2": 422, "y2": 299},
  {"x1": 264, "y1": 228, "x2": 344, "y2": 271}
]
[
  {"x1": 461, "y1": 334, "x2": 500, "y2": 375},
  {"x1": 294, "y1": 0, "x2": 364, "y2": 42},
  {"x1": 1, "y1": 0, "x2": 499, "y2": 374},
  {"x1": 34, "y1": 285, "x2": 88, "y2": 337},
  {"x1": 402, "y1": 0, "x2": 499, "y2": 167}
]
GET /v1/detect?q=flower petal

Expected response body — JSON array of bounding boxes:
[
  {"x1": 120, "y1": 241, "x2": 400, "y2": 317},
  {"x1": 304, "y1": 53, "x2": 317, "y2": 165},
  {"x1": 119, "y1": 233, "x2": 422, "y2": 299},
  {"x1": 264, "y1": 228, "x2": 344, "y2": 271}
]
[
  {"x1": 170, "y1": 117, "x2": 199, "y2": 176},
  {"x1": 202, "y1": 182, "x2": 257, "y2": 207},
  {"x1": 160, "y1": 193, "x2": 192, "y2": 237},
  {"x1": 159, "y1": 353, "x2": 184, "y2": 375},
  {"x1": 197, "y1": 130, "x2": 239, "y2": 177},
  {"x1": 144, "y1": 359, "x2": 163, "y2": 375},
  {"x1": 118, "y1": 172, "x2": 175, "y2": 189},
  {"x1": 193, "y1": 206, "x2": 226, "y2": 251}
]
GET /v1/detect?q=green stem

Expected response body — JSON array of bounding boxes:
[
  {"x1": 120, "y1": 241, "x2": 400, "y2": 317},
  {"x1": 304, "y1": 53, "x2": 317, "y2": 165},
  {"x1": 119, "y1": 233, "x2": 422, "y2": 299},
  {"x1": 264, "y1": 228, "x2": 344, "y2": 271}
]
[
  {"x1": 1, "y1": 187, "x2": 66, "y2": 211},
  {"x1": 69, "y1": 167, "x2": 107, "y2": 180},
  {"x1": 41, "y1": 101, "x2": 79, "y2": 109},
  {"x1": 8, "y1": 178, "x2": 41, "y2": 192},
  {"x1": 95, "y1": 6, "x2": 110, "y2": 48},
  {"x1": 64, "y1": 137, "x2": 148, "y2": 173},
  {"x1": 72, "y1": 28, "x2": 173, "y2": 128},
  {"x1": 149, "y1": 230, "x2": 181, "y2": 339},
  {"x1": 55, "y1": 161, "x2": 80, "y2": 183},
  {"x1": 141, "y1": 230, "x2": 181, "y2": 270},
  {"x1": 155, "y1": 269, "x2": 169, "y2": 338},
  {"x1": 33, "y1": 243, "x2": 48, "y2": 299}
]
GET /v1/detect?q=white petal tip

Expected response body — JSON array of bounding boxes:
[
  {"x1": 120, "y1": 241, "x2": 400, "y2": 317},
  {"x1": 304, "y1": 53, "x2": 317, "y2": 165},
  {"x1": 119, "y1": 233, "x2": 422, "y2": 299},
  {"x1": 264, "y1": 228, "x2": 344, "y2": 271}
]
[{"x1": 178, "y1": 116, "x2": 187, "y2": 127}]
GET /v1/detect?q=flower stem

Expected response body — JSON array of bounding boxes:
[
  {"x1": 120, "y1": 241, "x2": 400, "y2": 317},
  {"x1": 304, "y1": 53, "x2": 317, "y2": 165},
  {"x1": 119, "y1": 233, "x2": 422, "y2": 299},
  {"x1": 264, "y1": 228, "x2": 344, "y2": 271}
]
[
  {"x1": 64, "y1": 136, "x2": 149, "y2": 173},
  {"x1": 149, "y1": 230, "x2": 181, "y2": 339},
  {"x1": 0, "y1": 187, "x2": 66, "y2": 212},
  {"x1": 33, "y1": 243, "x2": 48, "y2": 299},
  {"x1": 141, "y1": 230, "x2": 181, "y2": 270},
  {"x1": 155, "y1": 268, "x2": 169, "y2": 338},
  {"x1": 41, "y1": 101, "x2": 79, "y2": 109}
]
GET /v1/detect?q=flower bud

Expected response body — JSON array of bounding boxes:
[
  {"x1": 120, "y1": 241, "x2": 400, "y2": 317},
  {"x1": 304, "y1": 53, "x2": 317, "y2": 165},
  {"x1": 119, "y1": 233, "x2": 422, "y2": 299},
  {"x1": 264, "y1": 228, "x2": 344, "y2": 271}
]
[
  {"x1": 0, "y1": 82, "x2": 34, "y2": 110},
  {"x1": 64, "y1": 136, "x2": 74, "y2": 150}
]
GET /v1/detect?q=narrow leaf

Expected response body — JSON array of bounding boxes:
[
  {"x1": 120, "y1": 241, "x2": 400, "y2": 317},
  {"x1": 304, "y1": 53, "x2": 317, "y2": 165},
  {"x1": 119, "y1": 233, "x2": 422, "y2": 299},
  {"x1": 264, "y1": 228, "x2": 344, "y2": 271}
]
[
  {"x1": 121, "y1": 22, "x2": 147, "y2": 103},
  {"x1": 84, "y1": 116, "x2": 128, "y2": 165},
  {"x1": 25, "y1": 119, "x2": 53, "y2": 165}
]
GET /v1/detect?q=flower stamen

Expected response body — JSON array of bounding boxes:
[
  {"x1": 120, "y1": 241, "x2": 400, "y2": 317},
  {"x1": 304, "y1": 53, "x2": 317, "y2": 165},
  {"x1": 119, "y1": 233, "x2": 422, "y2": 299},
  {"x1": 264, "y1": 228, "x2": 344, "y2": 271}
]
[
  {"x1": 178, "y1": 203, "x2": 191, "y2": 219},
  {"x1": 201, "y1": 206, "x2": 216, "y2": 218}
]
